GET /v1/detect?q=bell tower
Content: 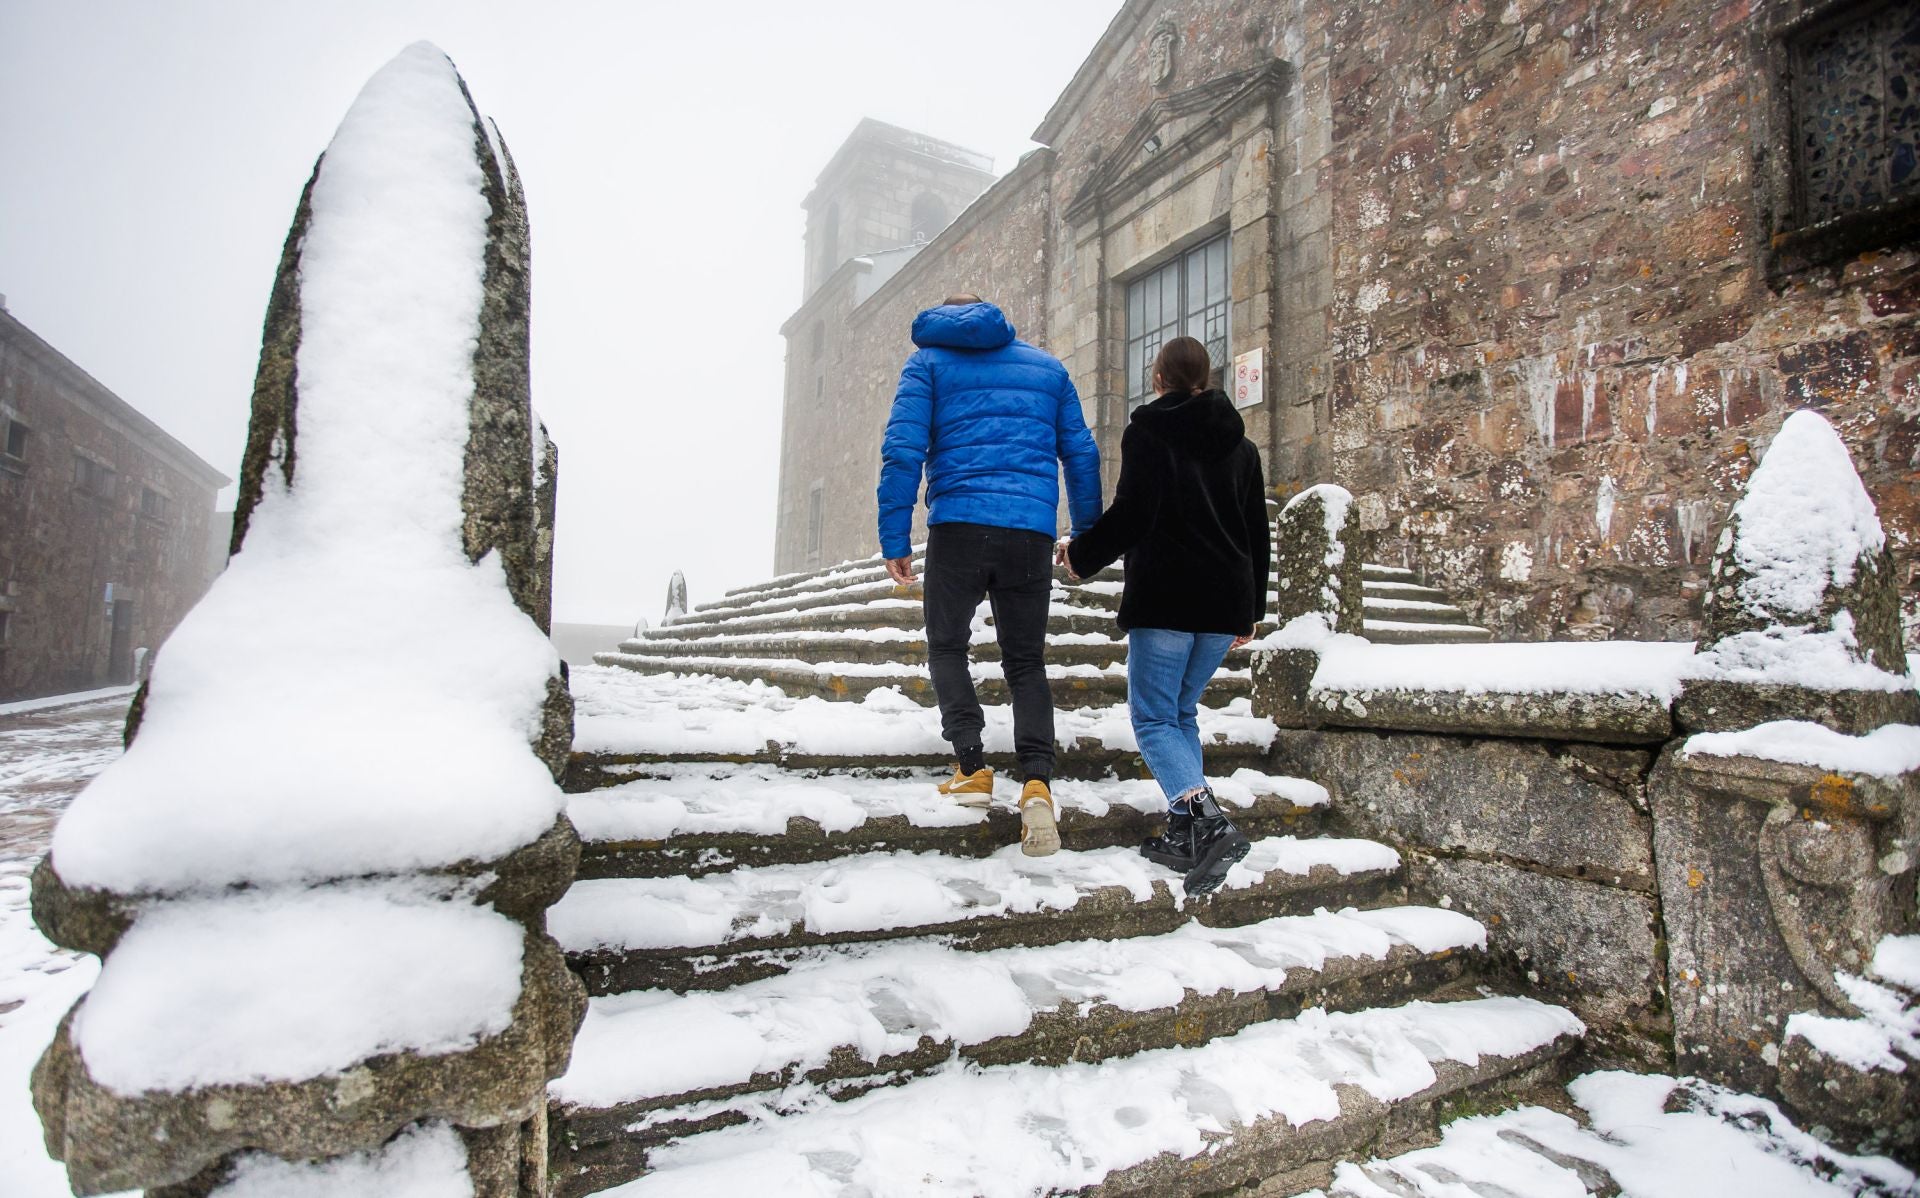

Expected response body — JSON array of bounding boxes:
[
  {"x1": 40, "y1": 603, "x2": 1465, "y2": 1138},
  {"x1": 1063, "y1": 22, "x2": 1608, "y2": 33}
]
[{"x1": 800, "y1": 119, "x2": 996, "y2": 298}]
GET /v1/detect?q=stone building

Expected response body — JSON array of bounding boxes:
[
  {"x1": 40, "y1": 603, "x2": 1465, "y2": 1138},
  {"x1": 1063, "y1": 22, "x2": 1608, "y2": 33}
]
[
  {"x1": 772, "y1": 0, "x2": 1920, "y2": 647},
  {"x1": 0, "y1": 304, "x2": 228, "y2": 700}
]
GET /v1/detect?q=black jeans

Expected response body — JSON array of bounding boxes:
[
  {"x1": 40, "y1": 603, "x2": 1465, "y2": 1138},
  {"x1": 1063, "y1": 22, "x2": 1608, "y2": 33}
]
[{"x1": 923, "y1": 521, "x2": 1055, "y2": 781}]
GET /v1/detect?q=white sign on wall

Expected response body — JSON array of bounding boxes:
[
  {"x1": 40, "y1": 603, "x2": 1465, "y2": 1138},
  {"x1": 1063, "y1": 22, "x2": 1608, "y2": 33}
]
[{"x1": 1232, "y1": 347, "x2": 1264, "y2": 410}]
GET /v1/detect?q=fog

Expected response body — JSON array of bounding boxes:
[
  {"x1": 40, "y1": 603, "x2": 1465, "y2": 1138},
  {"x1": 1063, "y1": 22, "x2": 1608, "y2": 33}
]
[{"x1": 0, "y1": 0, "x2": 1118, "y2": 624}]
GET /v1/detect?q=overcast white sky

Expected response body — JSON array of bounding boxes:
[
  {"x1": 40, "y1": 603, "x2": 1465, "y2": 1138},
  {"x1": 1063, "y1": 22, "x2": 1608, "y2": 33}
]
[{"x1": 0, "y1": 0, "x2": 1118, "y2": 624}]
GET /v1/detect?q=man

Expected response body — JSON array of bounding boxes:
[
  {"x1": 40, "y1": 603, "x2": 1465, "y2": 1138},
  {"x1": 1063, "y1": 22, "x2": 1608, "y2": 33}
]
[{"x1": 878, "y1": 294, "x2": 1101, "y2": 857}]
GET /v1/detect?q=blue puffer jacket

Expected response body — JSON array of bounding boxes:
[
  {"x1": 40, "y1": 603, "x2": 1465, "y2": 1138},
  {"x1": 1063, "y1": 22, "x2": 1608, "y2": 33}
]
[{"x1": 877, "y1": 302, "x2": 1102, "y2": 559}]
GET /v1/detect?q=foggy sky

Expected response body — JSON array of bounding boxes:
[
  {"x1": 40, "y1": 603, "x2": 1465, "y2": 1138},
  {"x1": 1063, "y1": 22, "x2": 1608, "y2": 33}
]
[{"x1": 0, "y1": 0, "x2": 1118, "y2": 624}]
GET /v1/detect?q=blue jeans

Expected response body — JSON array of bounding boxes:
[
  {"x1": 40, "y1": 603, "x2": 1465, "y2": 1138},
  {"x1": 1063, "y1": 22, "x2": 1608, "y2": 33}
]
[{"x1": 1127, "y1": 627, "x2": 1236, "y2": 806}]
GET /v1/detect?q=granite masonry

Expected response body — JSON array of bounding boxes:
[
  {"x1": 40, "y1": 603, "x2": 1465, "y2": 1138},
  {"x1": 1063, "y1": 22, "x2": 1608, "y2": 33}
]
[{"x1": 772, "y1": 0, "x2": 1919, "y2": 650}]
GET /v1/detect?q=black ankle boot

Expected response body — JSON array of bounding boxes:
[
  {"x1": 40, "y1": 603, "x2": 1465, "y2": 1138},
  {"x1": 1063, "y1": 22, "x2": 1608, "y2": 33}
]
[
  {"x1": 1183, "y1": 789, "x2": 1251, "y2": 897},
  {"x1": 1139, "y1": 811, "x2": 1195, "y2": 870}
]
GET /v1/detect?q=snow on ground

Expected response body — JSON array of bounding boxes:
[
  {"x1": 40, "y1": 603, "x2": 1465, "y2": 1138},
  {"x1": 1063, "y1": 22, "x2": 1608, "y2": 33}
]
[
  {"x1": 565, "y1": 765, "x2": 1326, "y2": 844},
  {"x1": 48, "y1": 43, "x2": 566, "y2": 899},
  {"x1": 554, "y1": 906, "x2": 1485, "y2": 1109},
  {"x1": 571, "y1": 664, "x2": 1277, "y2": 758},
  {"x1": 1300, "y1": 1071, "x2": 1914, "y2": 1198},
  {"x1": 601, "y1": 996, "x2": 1584, "y2": 1198},
  {"x1": 1684, "y1": 720, "x2": 1920, "y2": 778},
  {"x1": 550, "y1": 836, "x2": 1399, "y2": 954},
  {"x1": 0, "y1": 691, "x2": 129, "y2": 1195},
  {"x1": 0, "y1": 685, "x2": 139, "y2": 718}
]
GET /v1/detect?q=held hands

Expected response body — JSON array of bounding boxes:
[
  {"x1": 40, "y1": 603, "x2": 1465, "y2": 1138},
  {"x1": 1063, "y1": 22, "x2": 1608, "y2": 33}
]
[
  {"x1": 1054, "y1": 537, "x2": 1080, "y2": 582},
  {"x1": 1231, "y1": 635, "x2": 1252, "y2": 649},
  {"x1": 885, "y1": 556, "x2": 916, "y2": 586}
]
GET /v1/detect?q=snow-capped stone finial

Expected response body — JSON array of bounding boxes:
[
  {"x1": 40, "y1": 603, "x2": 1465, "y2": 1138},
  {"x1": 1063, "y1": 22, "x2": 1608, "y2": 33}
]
[
  {"x1": 1273, "y1": 484, "x2": 1361, "y2": 634},
  {"x1": 30, "y1": 43, "x2": 583, "y2": 1197},
  {"x1": 1681, "y1": 410, "x2": 1917, "y2": 732},
  {"x1": 665, "y1": 570, "x2": 690, "y2": 623}
]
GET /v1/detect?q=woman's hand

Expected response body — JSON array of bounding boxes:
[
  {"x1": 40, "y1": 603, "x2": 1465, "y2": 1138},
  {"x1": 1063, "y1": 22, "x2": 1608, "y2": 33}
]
[
  {"x1": 1231, "y1": 634, "x2": 1252, "y2": 649},
  {"x1": 1055, "y1": 537, "x2": 1080, "y2": 581}
]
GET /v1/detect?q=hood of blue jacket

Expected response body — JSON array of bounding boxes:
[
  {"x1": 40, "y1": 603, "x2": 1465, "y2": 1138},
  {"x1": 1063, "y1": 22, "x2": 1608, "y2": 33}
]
[{"x1": 911, "y1": 302, "x2": 1017, "y2": 351}]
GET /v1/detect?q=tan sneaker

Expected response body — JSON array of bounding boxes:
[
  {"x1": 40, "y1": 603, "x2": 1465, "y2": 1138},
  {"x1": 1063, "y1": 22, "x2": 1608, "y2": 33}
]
[
  {"x1": 1018, "y1": 780, "x2": 1060, "y2": 857},
  {"x1": 938, "y1": 765, "x2": 994, "y2": 808}
]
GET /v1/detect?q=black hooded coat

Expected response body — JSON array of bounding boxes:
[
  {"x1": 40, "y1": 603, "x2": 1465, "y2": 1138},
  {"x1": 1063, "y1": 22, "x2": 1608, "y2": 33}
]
[{"x1": 1066, "y1": 389, "x2": 1271, "y2": 636}]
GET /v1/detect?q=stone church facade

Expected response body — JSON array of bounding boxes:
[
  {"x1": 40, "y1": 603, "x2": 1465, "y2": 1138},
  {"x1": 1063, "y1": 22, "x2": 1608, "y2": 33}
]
[{"x1": 774, "y1": 0, "x2": 1919, "y2": 646}]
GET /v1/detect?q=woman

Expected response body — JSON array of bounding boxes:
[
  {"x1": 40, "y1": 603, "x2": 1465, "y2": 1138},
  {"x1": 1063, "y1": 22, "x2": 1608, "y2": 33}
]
[{"x1": 1063, "y1": 337, "x2": 1271, "y2": 896}]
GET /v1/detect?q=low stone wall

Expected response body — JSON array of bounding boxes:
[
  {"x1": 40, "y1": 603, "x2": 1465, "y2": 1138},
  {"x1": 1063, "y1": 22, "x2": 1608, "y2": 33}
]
[{"x1": 1263, "y1": 695, "x2": 1668, "y2": 1067}]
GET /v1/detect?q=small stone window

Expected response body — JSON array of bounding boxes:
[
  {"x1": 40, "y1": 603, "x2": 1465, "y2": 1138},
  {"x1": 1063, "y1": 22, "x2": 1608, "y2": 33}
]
[
  {"x1": 909, "y1": 194, "x2": 949, "y2": 244},
  {"x1": 806, "y1": 480, "x2": 826, "y2": 564},
  {"x1": 3, "y1": 419, "x2": 26, "y2": 461},
  {"x1": 1772, "y1": 0, "x2": 1920, "y2": 272},
  {"x1": 0, "y1": 608, "x2": 10, "y2": 649},
  {"x1": 72, "y1": 452, "x2": 116, "y2": 499},
  {"x1": 140, "y1": 486, "x2": 170, "y2": 523}
]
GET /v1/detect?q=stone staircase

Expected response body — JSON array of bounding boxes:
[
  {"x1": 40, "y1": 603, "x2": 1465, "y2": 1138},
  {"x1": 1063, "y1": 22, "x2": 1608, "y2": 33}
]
[
  {"x1": 545, "y1": 753, "x2": 1584, "y2": 1196},
  {"x1": 594, "y1": 538, "x2": 1487, "y2": 704}
]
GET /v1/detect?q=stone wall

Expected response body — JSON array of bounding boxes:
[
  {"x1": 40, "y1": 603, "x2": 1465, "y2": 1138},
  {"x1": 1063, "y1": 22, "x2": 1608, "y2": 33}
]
[
  {"x1": 0, "y1": 308, "x2": 227, "y2": 701},
  {"x1": 772, "y1": 0, "x2": 1919, "y2": 648},
  {"x1": 1315, "y1": 0, "x2": 1919, "y2": 645}
]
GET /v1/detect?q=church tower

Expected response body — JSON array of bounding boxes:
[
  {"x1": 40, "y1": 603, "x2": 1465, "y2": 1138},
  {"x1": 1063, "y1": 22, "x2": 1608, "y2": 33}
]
[{"x1": 800, "y1": 119, "x2": 996, "y2": 298}]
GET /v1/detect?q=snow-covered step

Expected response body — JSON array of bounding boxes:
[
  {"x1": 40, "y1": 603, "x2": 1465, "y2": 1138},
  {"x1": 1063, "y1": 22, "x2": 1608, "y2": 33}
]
[
  {"x1": 588, "y1": 654, "x2": 1253, "y2": 709},
  {"x1": 1361, "y1": 620, "x2": 1493, "y2": 645},
  {"x1": 677, "y1": 578, "x2": 921, "y2": 625},
  {"x1": 634, "y1": 599, "x2": 924, "y2": 641},
  {"x1": 618, "y1": 631, "x2": 1131, "y2": 669},
  {"x1": 1360, "y1": 597, "x2": 1474, "y2": 624},
  {"x1": 566, "y1": 669, "x2": 1280, "y2": 785},
  {"x1": 551, "y1": 908, "x2": 1490, "y2": 1192},
  {"x1": 1359, "y1": 580, "x2": 1453, "y2": 604},
  {"x1": 551, "y1": 837, "x2": 1407, "y2": 995},
  {"x1": 1361, "y1": 563, "x2": 1419, "y2": 582},
  {"x1": 1300, "y1": 1071, "x2": 1916, "y2": 1198},
  {"x1": 569, "y1": 766, "x2": 1331, "y2": 878},
  {"x1": 582, "y1": 995, "x2": 1584, "y2": 1198}
]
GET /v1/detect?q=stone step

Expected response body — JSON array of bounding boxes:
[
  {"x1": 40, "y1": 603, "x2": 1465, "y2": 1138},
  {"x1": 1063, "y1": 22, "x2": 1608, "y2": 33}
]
[
  {"x1": 631, "y1": 602, "x2": 1120, "y2": 643},
  {"x1": 1362, "y1": 620, "x2": 1494, "y2": 645},
  {"x1": 565, "y1": 740, "x2": 1279, "y2": 793},
  {"x1": 550, "y1": 835, "x2": 1407, "y2": 995},
  {"x1": 567, "y1": 765, "x2": 1331, "y2": 878},
  {"x1": 682, "y1": 577, "x2": 922, "y2": 624},
  {"x1": 565, "y1": 993, "x2": 1583, "y2": 1198},
  {"x1": 635, "y1": 601, "x2": 925, "y2": 641},
  {"x1": 714, "y1": 556, "x2": 1124, "y2": 610},
  {"x1": 588, "y1": 654, "x2": 1253, "y2": 709},
  {"x1": 1360, "y1": 597, "x2": 1477, "y2": 625},
  {"x1": 1360, "y1": 580, "x2": 1454, "y2": 604},
  {"x1": 548, "y1": 906, "x2": 1491, "y2": 1197},
  {"x1": 1362, "y1": 563, "x2": 1419, "y2": 582},
  {"x1": 608, "y1": 630, "x2": 1131, "y2": 668}
]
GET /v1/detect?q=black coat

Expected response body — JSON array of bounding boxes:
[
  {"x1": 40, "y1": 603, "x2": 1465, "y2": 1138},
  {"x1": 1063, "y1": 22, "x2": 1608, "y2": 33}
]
[{"x1": 1067, "y1": 389, "x2": 1271, "y2": 636}]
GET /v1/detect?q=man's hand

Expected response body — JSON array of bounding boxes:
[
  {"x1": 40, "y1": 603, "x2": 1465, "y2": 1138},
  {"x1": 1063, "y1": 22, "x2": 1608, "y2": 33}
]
[
  {"x1": 885, "y1": 556, "x2": 917, "y2": 586},
  {"x1": 1055, "y1": 538, "x2": 1080, "y2": 582}
]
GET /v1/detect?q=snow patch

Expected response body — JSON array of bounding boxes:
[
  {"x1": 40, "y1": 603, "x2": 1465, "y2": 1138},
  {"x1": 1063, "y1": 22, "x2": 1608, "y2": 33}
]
[
  {"x1": 210, "y1": 1120, "x2": 473, "y2": 1198},
  {"x1": 1310, "y1": 640, "x2": 1695, "y2": 700},
  {"x1": 1683, "y1": 721, "x2": 1920, "y2": 779},
  {"x1": 72, "y1": 883, "x2": 524, "y2": 1093}
]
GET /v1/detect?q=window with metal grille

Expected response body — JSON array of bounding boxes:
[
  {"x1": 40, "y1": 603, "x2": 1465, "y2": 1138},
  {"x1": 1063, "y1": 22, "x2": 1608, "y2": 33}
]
[
  {"x1": 1124, "y1": 232, "x2": 1230, "y2": 408},
  {"x1": 1787, "y1": 0, "x2": 1920, "y2": 226},
  {"x1": 72, "y1": 453, "x2": 115, "y2": 499}
]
